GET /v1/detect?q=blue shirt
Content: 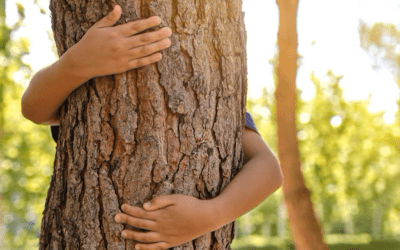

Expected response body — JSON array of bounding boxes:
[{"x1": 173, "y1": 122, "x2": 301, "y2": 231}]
[{"x1": 50, "y1": 111, "x2": 259, "y2": 142}]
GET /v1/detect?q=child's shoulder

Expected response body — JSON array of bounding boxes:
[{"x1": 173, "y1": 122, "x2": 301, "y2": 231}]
[{"x1": 245, "y1": 111, "x2": 260, "y2": 135}]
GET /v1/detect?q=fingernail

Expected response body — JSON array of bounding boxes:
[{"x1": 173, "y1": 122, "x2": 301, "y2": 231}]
[{"x1": 155, "y1": 16, "x2": 161, "y2": 24}]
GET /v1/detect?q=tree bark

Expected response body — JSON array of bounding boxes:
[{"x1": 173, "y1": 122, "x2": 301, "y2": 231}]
[
  {"x1": 275, "y1": 0, "x2": 328, "y2": 249},
  {"x1": 40, "y1": 0, "x2": 248, "y2": 249}
]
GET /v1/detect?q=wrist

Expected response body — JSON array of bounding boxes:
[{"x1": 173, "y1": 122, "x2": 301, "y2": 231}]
[
  {"x1": 205, "y1": 197, "x2": 225, "y2": 231},
  {"x1": 59, "y1": 46, "x2": 92, "y2": 83}
]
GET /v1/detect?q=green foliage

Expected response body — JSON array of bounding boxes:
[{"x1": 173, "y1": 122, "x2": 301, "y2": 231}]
[
  {"x1": 0, "y1": 1, "x2": 56, "y2": 249},
  {"x1": 232, "y1": 237, "x2": 400, "y2": 250},
  {"x1": 234, "y1": 20, "x2": 400, "y2": 244},
  {"x1": 237, "y1": 67, "x2": 400, "y2": 241}
]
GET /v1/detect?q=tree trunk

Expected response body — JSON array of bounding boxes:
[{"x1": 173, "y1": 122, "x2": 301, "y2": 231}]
[
  {"x1": 372, "y1": 199, "x2": 383, "y2": 239},
  {"x1": 40, "y1": 0, "x2": 248, "y2": 249},
  {"x1": 275, "y1": 0, "x2": 328, "y2": 249}
]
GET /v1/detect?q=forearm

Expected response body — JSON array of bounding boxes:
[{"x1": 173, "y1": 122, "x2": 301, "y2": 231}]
[
  {"x1": 21, "y1": 50, "x2": 90, "y2": 125},
  {"x1": 210, "y1": 154, "x2": 282, "y2": 229}
]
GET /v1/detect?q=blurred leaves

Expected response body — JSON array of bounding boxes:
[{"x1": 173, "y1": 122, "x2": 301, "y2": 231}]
[
  {"x1": 236, "y1": 21, "x2": 400, "y2": 241},
  {"x1": 359, "y1": 20, "x2": 400, "y2": 81},
  {"x1": 0, "y1": 0, "x2": 55, "y2": 249}
]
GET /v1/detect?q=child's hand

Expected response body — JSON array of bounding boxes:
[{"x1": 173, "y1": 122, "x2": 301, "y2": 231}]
[
  {"x1": 67, "y1": 4, "x2": 172, "y2": 80},
  {"x1": 114, "y1": 194, "x2": 218, "y2": 250}
]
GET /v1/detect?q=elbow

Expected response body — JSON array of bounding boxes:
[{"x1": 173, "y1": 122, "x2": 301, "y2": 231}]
[
  {"x1": 258, "y1": 152, "x2": 283, "y2": 190},
  {"x1": 261, "y1": 153, "x2": 283, "y2": 192},
  {"x1": 21, "y1": 97, "x2": 31, "y2": 121},
  {"x1": 21, "y1": 97, "x2": 41, "y2": 125}
]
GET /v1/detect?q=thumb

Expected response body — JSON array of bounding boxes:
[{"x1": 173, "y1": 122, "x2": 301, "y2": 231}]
[
  {"x1": 143, "y1": 196, "x2": 173, "y2": 211},
  {"x1": 96, "y1": 5, "x2": 121, "y2": 28}
]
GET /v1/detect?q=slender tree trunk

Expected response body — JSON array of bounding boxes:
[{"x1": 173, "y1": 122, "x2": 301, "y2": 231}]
[
  {"x1": 372, "y1": 199, "x2": 383, "y2": 239},
  {"x1": 40, "y1": 0, "x2": 248, "y2": 249},
  {"x1": 275, "y1": 0, "x2": 328, "y2": 249}
]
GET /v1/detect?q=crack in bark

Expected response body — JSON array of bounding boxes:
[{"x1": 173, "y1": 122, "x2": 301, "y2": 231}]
[
  {"x1": 90, "y1": 79, "x2": 101, "y2": 104},
  {"x1": 172, "y1": 154, "x2": 185, "y2": 184},
  {"x1": 60, "y1": 4, "x2": 68, "y2": 55},
  {"x1": 77, "y1": 85, "x2": 90, "y2": 212},
  {"x1": 78, "y1": 153, "x2": 87, "y2": 210},
  {"x1": 218, "y1": 56, "x2": 225, "y2": 91},
  {"x1": 218, "y1": 158, "x2": 224, "y2": 196},
  {"x1": 61, "y1": 217, "x2": 67, "y2": 249},
  {"x1": 212, "y1": 97, "x2": 220, "y2": 157},
  {"x1": 224, "y1": 0, "x2": 232, "y2": 23},
  {"x1": 180, "y1": 43, "x2": 194, "y2": 79},
  {"x1": 192, "y1": 238, "x2": 197, "y2": 250},
  {"x1": 150, "y1": 158, "x2": 156, "y2": 184},
  {"x1": 171, "y1": 0, "x2": 178, "y2": 33},
  {"x1": 210, "y1": 231, "x2": 217, "y2": 250},
  {"x1": 98, "y1": 168, "x2": 108, "y2": 249}
]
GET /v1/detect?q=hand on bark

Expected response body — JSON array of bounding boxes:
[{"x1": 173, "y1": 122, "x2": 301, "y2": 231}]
[
  {"x1": 66, "y1": 4, "x2": 172, "y2": 80},
  {"x1": 114, "y1": 194, "x2": 217, "y2": 250}
]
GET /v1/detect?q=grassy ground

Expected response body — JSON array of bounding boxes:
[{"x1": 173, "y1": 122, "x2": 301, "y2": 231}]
[{"x1": 231, "y1": 234, "x2": 400, "y2": 250}]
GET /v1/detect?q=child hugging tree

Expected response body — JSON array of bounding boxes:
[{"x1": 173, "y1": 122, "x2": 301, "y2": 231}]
[{"x1": 21, "y1": 5, "x2": 282, "y2": 250}]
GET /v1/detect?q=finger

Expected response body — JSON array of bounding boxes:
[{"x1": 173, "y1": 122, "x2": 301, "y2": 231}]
[
  {"x1": 129, "y1": 38, "x2": 171, "y2": 60},
  {"x1": 95, "y1": 5, "x2": 122, "y2": 28},
  {"x1": 135, "y1": 242, "x2": 169, "y2": 250},
  {"x1": 127, "y1": 53, "x2": 163, "y2": 70},
  {"x1": 119, "y1": 16, "x2": 162, "y2": 37},
  {"x1": 129, "y1": 27, "x2": 172, "y2": 49},
  {"x1": 116, "y1": 213, "x2": 155, "y2": 231},
  {"x1": 121, "y1": 204, "x2": 156, "y2": 221},
  {"x1": 121, "y1": 229, "x2": 160, "y2": 243}
]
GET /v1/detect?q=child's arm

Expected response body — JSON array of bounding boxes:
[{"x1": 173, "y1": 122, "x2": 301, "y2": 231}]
[
  {"x1": 113, "y1": 128, "x2": 283, "y2": 250},
  {"x1": 21, "y1": 5, "x2": 172, "y2": 125},
  {"x1": 21, "y1": 51, "x2": 88, "y2": 125},
  {"x1": 211, "y1": 128, "x2": 282, "y2": 227}
]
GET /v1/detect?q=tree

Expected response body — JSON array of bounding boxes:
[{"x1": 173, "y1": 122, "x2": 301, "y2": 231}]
[
  {"x1": 274, "y1": 0, "x2": 328, "y2": 249},
  {"x1": 39, "y1": 0, "x2": 248, "y2": 249}
]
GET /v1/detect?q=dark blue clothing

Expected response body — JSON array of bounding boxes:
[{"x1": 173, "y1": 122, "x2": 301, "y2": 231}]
[
  {"x1": 50, "y1": 111, "x2": 259, "y2": 142},
  {"x1": 244, "y1": 111, "x2": 260, "y2": 135}
]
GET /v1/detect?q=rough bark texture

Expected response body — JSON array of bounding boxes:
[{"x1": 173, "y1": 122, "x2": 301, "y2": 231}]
[
  {"x1": 275, "y1": 0, "x2": 328, "y2": 249},
  {"x1": 40, "y1": 0, "x2": 248, "y2": 249}
]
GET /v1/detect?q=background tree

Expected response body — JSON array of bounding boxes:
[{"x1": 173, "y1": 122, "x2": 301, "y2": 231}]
[
  {"x1": 275, "y1": 0, "x2": 328, "y2": 249},
  {"x1": 39, "y1": 0, "x2": 248, "y2": 249}
]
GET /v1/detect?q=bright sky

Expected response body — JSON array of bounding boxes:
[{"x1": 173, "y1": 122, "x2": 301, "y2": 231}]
[{"x1": 6, "y1": 0, "x2": 400, "y2": 124}]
